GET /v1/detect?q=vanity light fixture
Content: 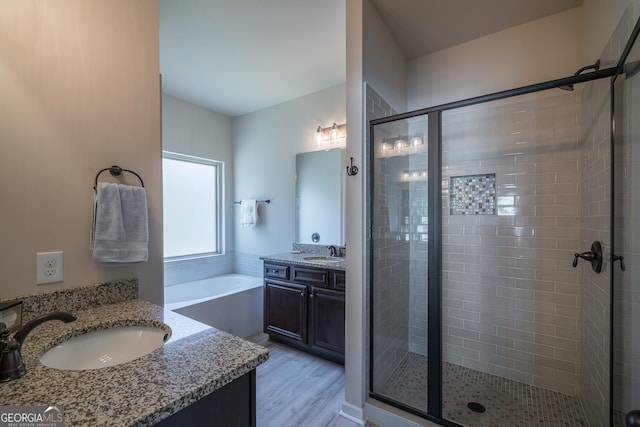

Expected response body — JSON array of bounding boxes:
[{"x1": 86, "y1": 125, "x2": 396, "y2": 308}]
[
  {"x1": 314, "y1": 122, "x2": 346, "y2": 148},
  {"x1": 401, "y1": 169, "x2": 428, "y2": 181},
  {"x1": 380, "y1": 134, "x2": 426, "y2": 156}
]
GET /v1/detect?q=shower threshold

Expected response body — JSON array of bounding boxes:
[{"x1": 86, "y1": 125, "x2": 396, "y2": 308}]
[{"x1": 378, "y1": 352, "x2": 589, "y2": 426}]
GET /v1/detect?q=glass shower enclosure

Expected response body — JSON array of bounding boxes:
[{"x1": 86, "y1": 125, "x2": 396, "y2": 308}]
[{"x1": 369, "y1": 13, "x2": 640, "y2": 427}]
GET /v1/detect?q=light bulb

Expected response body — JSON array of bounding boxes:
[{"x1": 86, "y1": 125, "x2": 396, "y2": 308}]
[
  {"x1": 329, "y1": 123, "x2": 340, "y2": 141},
  {"x1": 410, "y1": 136, "x2": 423, "y2": 147},
  {"x1": 394, "y1": 139, "x2": 407, "y2": 150},
  {"x1": 315, "y1": 126, "x2": 323, "y2": 145}
]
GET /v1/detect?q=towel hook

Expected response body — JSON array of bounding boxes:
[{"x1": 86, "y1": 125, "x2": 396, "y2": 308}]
[
  {"x1": 94, "y1": 165, "x2": 144, "y2": 191},
  {"x1": 346, "y1": 157, "x2": 359, "y2": 176}
]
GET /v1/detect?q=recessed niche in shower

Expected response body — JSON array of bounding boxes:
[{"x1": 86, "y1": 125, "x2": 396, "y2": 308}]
[{"x1": 449, "y1": 173, "x2": 496, "y2": 215}]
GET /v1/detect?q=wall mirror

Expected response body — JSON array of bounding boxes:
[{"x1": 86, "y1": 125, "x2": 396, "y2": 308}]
[{"x1": 295, "y1": 148, "x2": 345, "y2": 245}]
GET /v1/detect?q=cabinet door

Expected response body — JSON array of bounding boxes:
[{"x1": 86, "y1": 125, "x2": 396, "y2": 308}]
[
  {"x1": 264, "y1": 281, "x2": 307, "y2": 343},
  {"x1": 309, "y1": 287, "x2": 345, "y2": 355}
]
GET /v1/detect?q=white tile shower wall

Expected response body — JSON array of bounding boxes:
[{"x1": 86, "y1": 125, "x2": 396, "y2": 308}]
[
  {"x1": 579, "y1": 2, "x2": 633, "y2": 423},
  {"x1": 441, "y1": 91, "x2": 583, "y2": 396},
  {"x1": 368, "y1": 84, "x2": 409, "y2": 390}
]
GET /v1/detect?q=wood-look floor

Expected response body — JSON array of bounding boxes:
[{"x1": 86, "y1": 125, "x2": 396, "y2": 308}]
[{"x1": 249, "y1": 333, "x2": 367, "y2": 427}]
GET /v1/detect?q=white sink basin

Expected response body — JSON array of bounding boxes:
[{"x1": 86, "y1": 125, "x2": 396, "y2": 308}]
[
  {"x1": 40, "y1": 325, "x2": 171, "y2": 371},
  {"x1": 303, "y1": 256, "x2": 342, "y2": 263}
]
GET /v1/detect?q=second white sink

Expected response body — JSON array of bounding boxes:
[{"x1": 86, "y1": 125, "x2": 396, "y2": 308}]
[{"x1": 40, "y1": 325, "x2": 171, "y2": 371}]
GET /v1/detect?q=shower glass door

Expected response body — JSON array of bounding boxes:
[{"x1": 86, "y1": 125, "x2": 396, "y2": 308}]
[
  {"x1": 612, "y1": 21, "x2": 640, "y2": 427},
  {"x1": 439, "y1": 90, "x2": 595, "y2": 426},
  {"x1": 369, "y1": 115, "x2": 432, "y2": 415},
  {"x1": 369, "y1": 15, "x2": 640, "y2": 425}
]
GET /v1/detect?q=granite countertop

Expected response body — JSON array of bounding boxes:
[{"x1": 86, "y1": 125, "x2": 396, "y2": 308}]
[
  {"x1": 0, "y1": 299, "x2": 269, "y2": 426},
  {"x1": 260, "y1": 252, "x2": 345, "y2": 271}
]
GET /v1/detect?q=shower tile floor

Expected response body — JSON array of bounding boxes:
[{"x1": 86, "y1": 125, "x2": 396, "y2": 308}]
[{"x1": 378, "y1": 353, "x2": 589, "y2": 426}]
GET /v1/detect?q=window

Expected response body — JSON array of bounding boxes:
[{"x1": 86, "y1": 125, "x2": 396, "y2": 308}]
[{"x1": 162, "y1": 152, "x2": 223, "y2": 258}]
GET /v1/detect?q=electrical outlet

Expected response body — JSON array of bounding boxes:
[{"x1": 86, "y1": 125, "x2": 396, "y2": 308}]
[{"x1": 36, "y1": 251, "x2": 64, "y2": 284}]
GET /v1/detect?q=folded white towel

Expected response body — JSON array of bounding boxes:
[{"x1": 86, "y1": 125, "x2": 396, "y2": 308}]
[
  {"x1": 91, "y1": 182, "x2": 148, "y2": 263},
  {"x1": 240, "y1": 199, "x2": 258, "y2": 228}
]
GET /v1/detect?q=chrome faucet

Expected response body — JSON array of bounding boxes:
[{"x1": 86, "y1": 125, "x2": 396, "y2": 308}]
[
  {"x1": 0, "y1": 311, "x2": 76, "y2": 382},
  {"x1": 328, "y1": 245, "x2": 339, "y2": 257}
]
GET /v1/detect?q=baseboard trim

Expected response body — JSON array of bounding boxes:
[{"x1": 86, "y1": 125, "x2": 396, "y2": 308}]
[
  {"x1": 340, "y1": 402, "x2": 366, "y2": 425},
  {"x1": 365, "y1": 401, "x2": 440, "y2": 427}
]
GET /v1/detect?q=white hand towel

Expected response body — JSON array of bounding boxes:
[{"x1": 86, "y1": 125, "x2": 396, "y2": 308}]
[
  {"x1": 240, "y1": 199, "x2": 258, "y2": 228},
  {"x1": 91, "y1": 182, "x2": 148, "y2": 263}
]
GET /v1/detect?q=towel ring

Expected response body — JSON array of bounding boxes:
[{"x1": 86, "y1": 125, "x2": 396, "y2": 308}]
[{"x1": 94, "y1": 166, "x2": 144, "y2": 191}]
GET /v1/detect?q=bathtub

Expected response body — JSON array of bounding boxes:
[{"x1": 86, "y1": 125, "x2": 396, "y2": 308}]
[{"x1": 164, "y1": 274, "x2": 263, "y2": 339}]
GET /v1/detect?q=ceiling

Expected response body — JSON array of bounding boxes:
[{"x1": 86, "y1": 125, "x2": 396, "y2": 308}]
[{"x1": 159, "y1": 0, "x2": 583, "y2": 118}]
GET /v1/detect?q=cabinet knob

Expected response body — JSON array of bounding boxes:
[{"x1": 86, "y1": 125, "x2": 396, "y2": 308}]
[
  {"x1": 300, "y1": 292, "x2": 304, "y2": 297},
  {"x1": 310, "y1": 292, "x2": 314, "y2": 298}
]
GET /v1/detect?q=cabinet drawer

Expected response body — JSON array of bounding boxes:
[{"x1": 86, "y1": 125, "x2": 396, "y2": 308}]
[
  {"x1": 264, "y1": 263, "x2": 290, "y2": 280},
  {"x1": 332, "y1": 271, "x2": 345, "y2": 291},
  {"x1": 292, "y1": 266, "x2": 328, "y2": 286}
]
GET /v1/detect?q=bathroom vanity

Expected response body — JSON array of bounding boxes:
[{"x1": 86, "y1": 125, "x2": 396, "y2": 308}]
[
  {"x1": 0, "y1": 282, "x2": 268, "y2": 426},
  {"x1": 261, "y1": 253, "x2": 345, "y2": 364}
]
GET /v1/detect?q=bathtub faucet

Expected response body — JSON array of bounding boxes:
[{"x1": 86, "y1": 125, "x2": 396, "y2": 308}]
[{"x1": 0, "y1": 311, "x2": 76, "y2": 382}]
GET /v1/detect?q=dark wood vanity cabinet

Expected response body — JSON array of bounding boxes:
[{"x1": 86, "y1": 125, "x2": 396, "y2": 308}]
[
  {"x1": 263, "y1": 262, "x2": 345, "y2": 364},
  {"x1": 264, "y1": 281, "x2": 307, "y2": 343}
]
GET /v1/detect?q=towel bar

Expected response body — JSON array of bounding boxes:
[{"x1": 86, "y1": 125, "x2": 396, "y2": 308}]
[
  {"x1": 94, "y1": 166, "x2": 144, "y2": 191},
  {"x1": 234, "y1": 200, "x2": 270, "y2": 204}
]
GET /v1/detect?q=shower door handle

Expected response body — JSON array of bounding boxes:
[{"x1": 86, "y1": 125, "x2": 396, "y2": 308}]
[
  {"x1": 572, "y1": 241, "x2": 603, "y2": 273},
  {"x1": 613, "y1": 254, "x2": 626, "y2": 271}
]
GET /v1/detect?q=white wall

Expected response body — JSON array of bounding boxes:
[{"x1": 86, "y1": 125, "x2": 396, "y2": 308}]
[
  {"x1": 343, "y1": 0, "x2": 409, "y2": 422},
  {"x1": 363, "y1": 0, "x2": 408, "y2": 113},
  {"x1": 343, "y1": 0, "x2": 367, "y2": 421},
  {"x1": 162, "y1": 95, "x2": 234, "y2": 251},
  {"x1": 161, "y1": 94, "x2": 236, "y2": 284},
  {"x1": 407, "y1": 7, "x2": 584, "y2": 111},
  {"x1": 0, "y1": 1, "x2": 162, "y2": 304},
  {"x1": 233, "y1": 84, "x2": 346, "y2": 264}
]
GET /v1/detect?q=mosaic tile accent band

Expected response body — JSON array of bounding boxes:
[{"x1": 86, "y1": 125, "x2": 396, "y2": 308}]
[{"x1": 449, "y1": 173, "x2": 496, "y2": 215}]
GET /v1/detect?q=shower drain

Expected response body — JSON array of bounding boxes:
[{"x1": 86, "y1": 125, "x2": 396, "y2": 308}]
[{"x1": 467, "y1": 402, "x2": 486, "y2": 413}]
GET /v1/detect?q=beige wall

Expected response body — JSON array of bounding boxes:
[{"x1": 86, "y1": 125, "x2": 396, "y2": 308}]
[
  {"x1": 407, "y1": 7, "x2": 584, "y2": 110},
  {"x1": 583, "y1": 0, "x2": 636, "y2": 62},
  {"x1": 0, "y1": 1, "x2": 162, "y2": 304}
]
